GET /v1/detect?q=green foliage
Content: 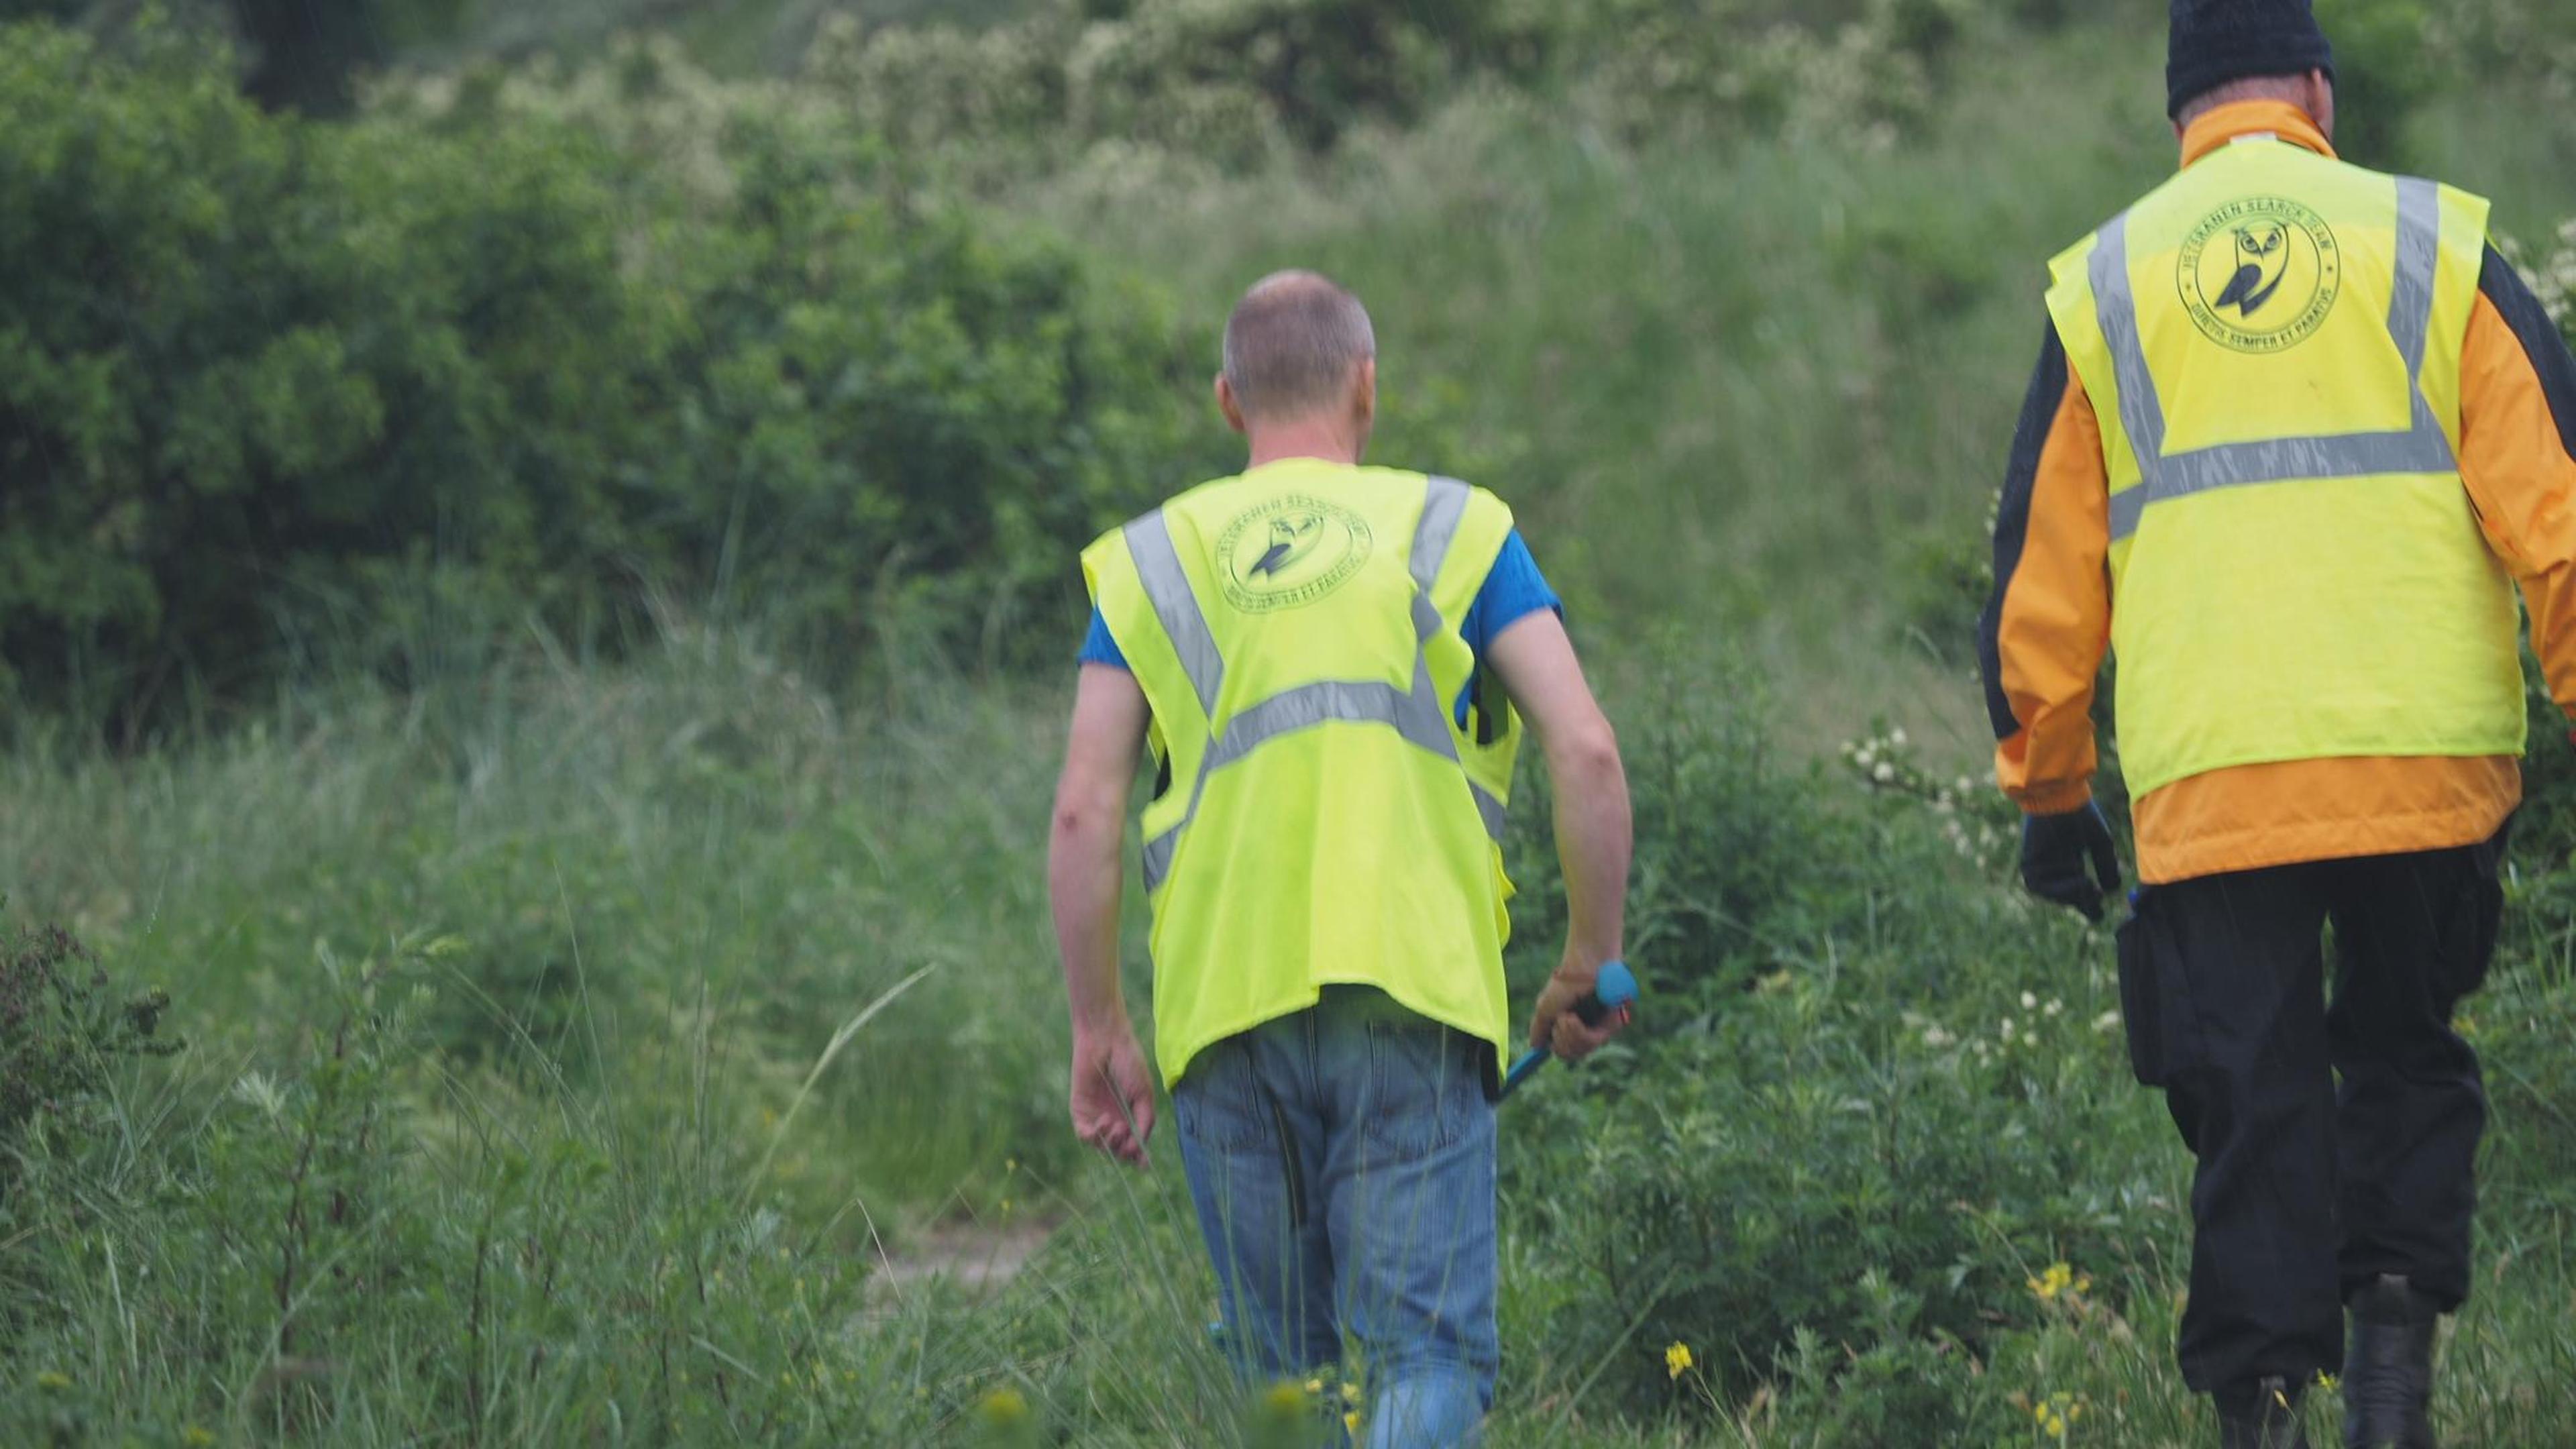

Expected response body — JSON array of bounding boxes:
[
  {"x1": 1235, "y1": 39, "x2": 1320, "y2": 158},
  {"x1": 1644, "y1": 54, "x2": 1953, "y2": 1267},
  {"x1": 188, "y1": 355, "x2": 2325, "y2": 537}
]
[
  {"x1": 7, "y1": 637, "x2": 2576, "y2": 1443},
  {"x1": 2431, "y1": 0, "x2": 2576, "y2": 96},
  {"x1": 0, "y1": 930, "x2": 945, "y2": 1445},
  {"x1": 0, "y1": 920, "x2": 177, "y2": 1185},
  {"x1": 2316, "y1": 0, "x2": 2450, "y2": 167},
  {"x1": 808, "y1": 0, "x2": 1548, "y2": 178},
  {"x1": 5, "y1": 3, "x2": 2576, "y2": 1444},
  {"x1": 805, "y1": 0, "x2": 2030, "y2": 189},
  {"x1": 0, "y1": 21, "x2": 1218, "y2": 733}
]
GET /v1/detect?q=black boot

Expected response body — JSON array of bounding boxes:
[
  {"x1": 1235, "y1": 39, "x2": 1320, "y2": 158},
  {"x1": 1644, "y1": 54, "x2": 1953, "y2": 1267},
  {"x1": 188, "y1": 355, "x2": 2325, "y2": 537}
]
[
  {"x1": 2218, "y1": 1377, "x2": 2312, "y2": 1449},
  {"x1": 2343, "y1": 1274, "x2": 2440, "y2": 1448}
]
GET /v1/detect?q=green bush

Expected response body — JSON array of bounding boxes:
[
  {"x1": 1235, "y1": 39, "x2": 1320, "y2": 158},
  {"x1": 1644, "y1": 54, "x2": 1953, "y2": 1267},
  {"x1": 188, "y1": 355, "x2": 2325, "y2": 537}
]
[
  {"x1": 0, "y1": 920, "x2": 178, "y2": 1193},
  {"x1": 2316, "y1": 0, "x2": 2450, "y2": 166},
  {"x1": 806, "y1": 0, "x2": 2022, "y2": 186},
  {"x1": 0, "y1": 21, "x2": 1220, "y2": 734}
]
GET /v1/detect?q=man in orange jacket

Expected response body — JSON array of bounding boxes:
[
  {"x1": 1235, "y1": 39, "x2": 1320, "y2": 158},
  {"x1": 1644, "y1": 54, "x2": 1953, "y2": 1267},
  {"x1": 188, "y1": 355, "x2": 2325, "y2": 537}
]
[{"x1": 1981, "y1": 3, "x2": 2576, "y2": 1446}]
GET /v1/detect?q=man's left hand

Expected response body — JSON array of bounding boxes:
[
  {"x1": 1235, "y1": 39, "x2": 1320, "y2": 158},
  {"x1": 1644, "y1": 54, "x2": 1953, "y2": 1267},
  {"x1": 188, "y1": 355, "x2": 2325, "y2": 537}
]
[
  {"x1": 2020, "y1": 801, "x2": 2123, "y2": 922},
  {"x1": 1527, "y1": 951, "x2": 1630, "y2": 1064}
]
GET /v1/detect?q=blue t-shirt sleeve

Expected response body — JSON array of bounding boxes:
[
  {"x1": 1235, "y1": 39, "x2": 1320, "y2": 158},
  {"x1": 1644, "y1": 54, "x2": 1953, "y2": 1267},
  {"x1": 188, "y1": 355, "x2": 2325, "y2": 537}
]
[
  {"x1": 1083, "y1": 531, "x2": 1554, "y2": 678},
  {"x1": 1460, "y1": 529, "x2": 1562, "y2": 659},
  {"x1": 1079, "y1": 607, "x2": 1130, "y2": 670}
]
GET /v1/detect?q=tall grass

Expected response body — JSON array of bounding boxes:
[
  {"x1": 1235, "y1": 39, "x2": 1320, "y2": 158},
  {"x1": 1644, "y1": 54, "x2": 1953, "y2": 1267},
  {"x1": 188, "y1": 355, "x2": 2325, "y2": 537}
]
[
  {"x1": 5, "y1": 632, "x2": 2574, "y2": 1444},
  {"x1": 0, "y1": 624, "x2": 1088, "y2": 1232}
]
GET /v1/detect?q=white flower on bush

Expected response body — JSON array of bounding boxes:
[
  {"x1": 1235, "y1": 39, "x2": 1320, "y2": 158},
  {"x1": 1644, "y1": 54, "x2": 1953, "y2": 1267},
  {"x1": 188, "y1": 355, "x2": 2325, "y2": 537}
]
[
  {"x1": 2043, "y1": 998, "x2": 2063, "y2": 1018},
  {"x1": 2019, "y1": 991, "x2": 2037, "y2": 1011},
  {"x1": 1873, "y1": 762, "x2": 1895, "y2": 784},
  {"x1": 2094, "y1": 1010, "x2": 2122, "y2": 1033},
  {"x1": 1922, "y1": 1024, "x2": 1954, "y2": 1048}
]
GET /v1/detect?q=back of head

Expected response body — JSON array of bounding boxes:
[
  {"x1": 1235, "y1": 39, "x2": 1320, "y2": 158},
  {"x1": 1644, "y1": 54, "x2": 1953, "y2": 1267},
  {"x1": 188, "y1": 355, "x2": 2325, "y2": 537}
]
[
  {"x1": 1221, "y1": 272, "x2": 1376, "y2": 425},
  {"x1": 2167, "y1": 0, "x2": 2335, "y2": 121}
]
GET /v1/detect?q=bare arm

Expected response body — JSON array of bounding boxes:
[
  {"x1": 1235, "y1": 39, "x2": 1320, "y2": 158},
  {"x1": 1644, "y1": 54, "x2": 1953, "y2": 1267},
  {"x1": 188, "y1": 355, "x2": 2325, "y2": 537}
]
[
  {"x1": 1048, "y1": 663, "x2": 1157, "y2": 1165},
  {"x1": 1486, "y1": 610, "x2": 1633, "y2": 1061}
]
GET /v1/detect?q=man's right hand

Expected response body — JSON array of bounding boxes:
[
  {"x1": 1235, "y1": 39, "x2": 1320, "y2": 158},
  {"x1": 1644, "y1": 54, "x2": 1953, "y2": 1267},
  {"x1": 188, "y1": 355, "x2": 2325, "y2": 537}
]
[
  {"x1": 1527, "y1": 951, "x2": 1630, "y2": 1064},
  {"x1": 2019, "y1": 801, "x2": 2123, "y2": 922},
  {"x1": 1069, "y1": 1022, "x2": 1157, "y2": 1168}
]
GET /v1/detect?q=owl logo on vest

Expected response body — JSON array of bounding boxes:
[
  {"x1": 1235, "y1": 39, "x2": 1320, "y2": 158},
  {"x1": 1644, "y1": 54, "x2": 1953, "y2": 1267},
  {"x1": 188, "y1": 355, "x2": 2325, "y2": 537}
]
[
  {"x1": 1217, "y1": 496, "x2": 1375, "y2": 612},
  {"x1": 2177, "y1": 196, "x2": 2342, "y2": 354}
]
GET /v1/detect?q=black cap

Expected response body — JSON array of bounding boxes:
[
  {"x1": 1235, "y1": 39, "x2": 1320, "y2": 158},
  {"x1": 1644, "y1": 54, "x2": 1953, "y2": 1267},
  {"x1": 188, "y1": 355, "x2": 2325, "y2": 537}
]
[{"x1": 2167, "y1": 0, "x2": 2335, "y2": 119}]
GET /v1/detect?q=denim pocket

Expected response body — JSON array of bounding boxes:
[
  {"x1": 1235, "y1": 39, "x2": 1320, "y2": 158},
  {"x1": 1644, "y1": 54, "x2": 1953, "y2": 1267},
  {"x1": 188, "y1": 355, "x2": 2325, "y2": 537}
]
[
  {"x1": 1361, "y1": 1018, "x2": 1482, "y2": 1155},
  {"x1": 2115, "y1": 892, "x2": 2164, "y2": 1087},
  {"x1": 1173, "y1": 1038, "x2": 1276, "y2": 1155}
]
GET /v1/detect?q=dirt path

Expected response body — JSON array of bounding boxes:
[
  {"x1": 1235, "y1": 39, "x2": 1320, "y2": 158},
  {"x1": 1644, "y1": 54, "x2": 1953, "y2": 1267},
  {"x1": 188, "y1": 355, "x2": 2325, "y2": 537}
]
[{"x1": 869, "y1": 1218, "x2": 1055, "y2": 1298}]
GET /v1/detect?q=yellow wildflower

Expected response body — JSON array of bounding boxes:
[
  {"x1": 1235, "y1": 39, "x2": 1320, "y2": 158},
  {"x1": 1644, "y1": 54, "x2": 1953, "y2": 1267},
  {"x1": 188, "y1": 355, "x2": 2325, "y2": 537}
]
[
  {"x1": 1665, "y1": 1342, "x2": 1695, "y2": 1381},
  {"x1": 1303, "y1": 1377, "x2": 1325, "y2": 1395},
  {"x1": 34, "y1": 1370, "x2": 70, "y2": 1391},
  {"x1": 2031, "y1": 1392, "x2": 2086, "y2": 1439},
  {"x1": 976, "y1": 1387, "x2": 1030, "y2": 1425},
  {"x1": 1344, "y1": 1410, "x2": 1362, "y2": 1435},
  {"x1": 2026, "y1": 1262, "x2": 2084, "y2": 1302},
  {"x1": 1265, "y1": 1382, "x2": 1311, "y2": 1415}
]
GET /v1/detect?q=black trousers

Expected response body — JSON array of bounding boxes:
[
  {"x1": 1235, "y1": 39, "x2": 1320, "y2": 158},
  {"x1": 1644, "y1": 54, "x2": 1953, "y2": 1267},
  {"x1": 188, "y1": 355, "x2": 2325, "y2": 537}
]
[{"x1": 2116, "y1": 828, "x2": 2506, "y2": 1397}]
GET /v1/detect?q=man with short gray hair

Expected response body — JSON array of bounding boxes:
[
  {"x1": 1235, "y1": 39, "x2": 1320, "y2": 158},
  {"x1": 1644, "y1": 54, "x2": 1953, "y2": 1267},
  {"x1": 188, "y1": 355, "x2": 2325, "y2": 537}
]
[{"x1": 1051, "y1": 270, "x2": 1634, "y2": 1445}]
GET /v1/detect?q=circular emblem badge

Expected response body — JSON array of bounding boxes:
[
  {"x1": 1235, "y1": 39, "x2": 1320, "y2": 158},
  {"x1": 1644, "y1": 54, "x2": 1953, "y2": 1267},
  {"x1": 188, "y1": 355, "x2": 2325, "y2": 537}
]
[
  {"x1": 1215, "y1": 496, "x2": 1373, "y2": 612},
  {"x1": 2176, "y1": 197, "x2": 2342, "y2": 354}
]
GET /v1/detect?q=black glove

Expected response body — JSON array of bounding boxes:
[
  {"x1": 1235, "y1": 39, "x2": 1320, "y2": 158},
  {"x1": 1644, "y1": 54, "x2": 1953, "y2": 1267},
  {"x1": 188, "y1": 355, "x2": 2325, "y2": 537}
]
[{"x1": 2020, "y1": 801, "x2": 2123, "y2": 922}]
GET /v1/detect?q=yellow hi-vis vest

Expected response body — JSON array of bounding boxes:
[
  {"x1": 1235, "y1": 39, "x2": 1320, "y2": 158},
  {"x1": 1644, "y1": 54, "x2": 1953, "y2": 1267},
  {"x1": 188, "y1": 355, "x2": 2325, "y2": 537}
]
[
  {"x1": 1082, "y1": 462, "x2": 1524, "y2": 1087},
  {"x1": 2045, "y1": 138, "x2": 2524, "y2": 800}
]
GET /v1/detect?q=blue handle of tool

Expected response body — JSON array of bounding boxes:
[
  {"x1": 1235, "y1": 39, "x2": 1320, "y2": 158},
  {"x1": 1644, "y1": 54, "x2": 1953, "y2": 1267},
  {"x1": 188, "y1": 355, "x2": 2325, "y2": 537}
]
[{"x1": 1500, "y1": 959, "x2": 1638, "y2": 1099}]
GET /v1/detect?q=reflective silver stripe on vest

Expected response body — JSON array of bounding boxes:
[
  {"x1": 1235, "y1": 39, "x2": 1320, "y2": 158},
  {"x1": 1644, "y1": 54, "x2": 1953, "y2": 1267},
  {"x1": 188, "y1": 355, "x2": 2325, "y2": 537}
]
[
  {"x1": 1122, "y1": 509, "x2": 1224, "y2": 718},
  {"x1": 1136, "y1": 475, "x2": 1499, "y2": 894},
  {"x1": 2098, "y1": 177, "x2": 2457, "y2": 542}
]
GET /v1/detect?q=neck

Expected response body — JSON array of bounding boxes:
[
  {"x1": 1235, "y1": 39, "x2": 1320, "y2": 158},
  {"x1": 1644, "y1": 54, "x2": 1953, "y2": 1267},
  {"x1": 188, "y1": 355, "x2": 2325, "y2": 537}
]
[{"x1": 1244, "y1": 418, "x2": 1362, "y2": 470}]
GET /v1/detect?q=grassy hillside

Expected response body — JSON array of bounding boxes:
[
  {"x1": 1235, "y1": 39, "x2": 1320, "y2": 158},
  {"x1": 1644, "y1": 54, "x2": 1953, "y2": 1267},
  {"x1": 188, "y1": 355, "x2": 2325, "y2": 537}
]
[
  {"x1": 1006, "y1": 13, "x2": 2576, "y2": 736},
  {"x1": 7, "y1": 1, "x2": 2576, "y2": 1444}
]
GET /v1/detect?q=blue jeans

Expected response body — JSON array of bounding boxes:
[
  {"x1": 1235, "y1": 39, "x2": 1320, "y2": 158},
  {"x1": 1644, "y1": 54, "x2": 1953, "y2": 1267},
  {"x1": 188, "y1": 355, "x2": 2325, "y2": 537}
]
[{"x1": 1173, "y1": 987, "x2": 1499, "y2": 1449}]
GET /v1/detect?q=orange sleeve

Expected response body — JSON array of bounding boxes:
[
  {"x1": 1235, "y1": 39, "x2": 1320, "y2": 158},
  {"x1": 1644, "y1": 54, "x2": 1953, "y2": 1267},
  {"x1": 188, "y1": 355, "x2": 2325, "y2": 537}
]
[
  {"x1": 2457, "y1": 246, "x2": 2576, "y2": 715},
  {"x1": 1978, "y1": 321, "x2": 2112, "y2": 816}
]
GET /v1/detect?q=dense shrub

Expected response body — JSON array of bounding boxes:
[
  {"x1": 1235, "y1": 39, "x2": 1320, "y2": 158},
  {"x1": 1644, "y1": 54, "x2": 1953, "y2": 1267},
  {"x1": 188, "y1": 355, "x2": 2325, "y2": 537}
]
[
  {"x1": 2316, "y1": 0, "x2": 2451, "y2": 166},
  {"x1": 808, "y1": 0, "x2": 2017, "y2": 186},
  {"x1": 0, "y1": 921, "x2": 178, "y2": 1193},
  {"x1": 0, "y1": 21, "x2": 1221, "y2": 735}
]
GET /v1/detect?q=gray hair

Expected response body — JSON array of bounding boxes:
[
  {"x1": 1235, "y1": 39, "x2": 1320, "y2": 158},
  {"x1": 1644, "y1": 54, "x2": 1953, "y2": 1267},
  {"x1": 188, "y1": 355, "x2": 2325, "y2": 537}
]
[{"x1": 1220, "y1": 270, "x2": 1376, "y2": 423}]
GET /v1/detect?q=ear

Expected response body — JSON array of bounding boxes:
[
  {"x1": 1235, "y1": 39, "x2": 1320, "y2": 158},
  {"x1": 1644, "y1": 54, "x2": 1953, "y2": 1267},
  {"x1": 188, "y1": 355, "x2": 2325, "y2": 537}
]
[
  {"x1": 2306, "y1": 69, "x2": 2336, "y2": 142},
  {"x1": 1216, "y1": 374, "x2": 1248, "y2": 436},
  {"x1": 1353, "y1": 358, "x2": 1378, "y2": 429}
]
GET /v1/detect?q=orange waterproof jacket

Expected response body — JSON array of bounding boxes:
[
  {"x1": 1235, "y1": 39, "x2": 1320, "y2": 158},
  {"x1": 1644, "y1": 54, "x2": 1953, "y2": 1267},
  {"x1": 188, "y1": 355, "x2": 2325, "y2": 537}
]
[{"x1": 1980, "y1": 101, "x2": 2576, "y2": 885}]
